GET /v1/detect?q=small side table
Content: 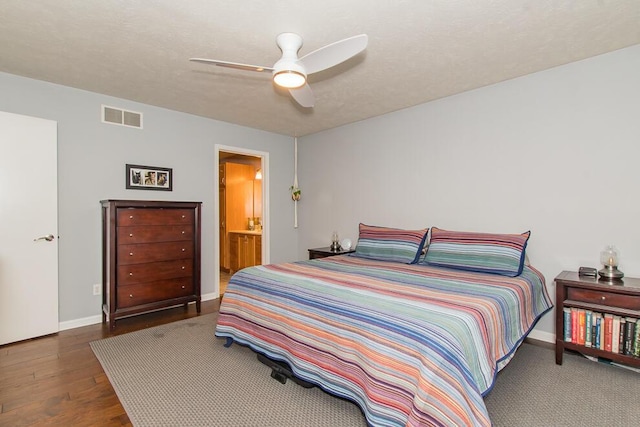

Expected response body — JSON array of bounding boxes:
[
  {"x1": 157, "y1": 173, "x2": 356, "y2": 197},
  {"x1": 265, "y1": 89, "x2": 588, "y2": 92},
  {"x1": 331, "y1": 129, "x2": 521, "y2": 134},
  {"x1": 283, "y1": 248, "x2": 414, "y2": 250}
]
[
  {"x1": 555, "y1": 270, "x2": 640, "y2": 367},
  {"x1": 308, "y1": 246, "x2": 355, "y2": 260}
]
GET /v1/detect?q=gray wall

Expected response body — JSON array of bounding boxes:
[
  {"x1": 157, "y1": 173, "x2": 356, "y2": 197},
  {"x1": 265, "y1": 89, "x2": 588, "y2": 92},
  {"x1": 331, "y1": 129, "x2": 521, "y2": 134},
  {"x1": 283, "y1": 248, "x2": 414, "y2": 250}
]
[
  {"x1": 298, "y1": 44, "x2": 640, "y2": 342},
  {"x1": 3, "y1": 43, "x2": 639, "y2": 341},
  {"x1": 0, "y1": 72, "x2": 298, "y2": 323}
]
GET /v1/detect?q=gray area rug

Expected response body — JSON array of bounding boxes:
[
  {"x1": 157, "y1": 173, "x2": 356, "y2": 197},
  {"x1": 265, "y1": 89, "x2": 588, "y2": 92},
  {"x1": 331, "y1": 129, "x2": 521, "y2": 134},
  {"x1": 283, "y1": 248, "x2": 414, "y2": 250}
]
[{"x1": 91, "y1": 313, "x2": 640, "y2": 426}]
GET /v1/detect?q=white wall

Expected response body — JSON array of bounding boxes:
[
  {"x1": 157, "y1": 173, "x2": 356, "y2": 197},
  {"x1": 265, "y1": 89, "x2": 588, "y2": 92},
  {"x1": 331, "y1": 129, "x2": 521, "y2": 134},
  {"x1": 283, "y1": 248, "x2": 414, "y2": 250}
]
[
  {"x1": 0, "y1": 72, "x2": 297, "y2": 324},
  {"x1": 298, "y1": 44, "x2": 640, "y2": 341}
]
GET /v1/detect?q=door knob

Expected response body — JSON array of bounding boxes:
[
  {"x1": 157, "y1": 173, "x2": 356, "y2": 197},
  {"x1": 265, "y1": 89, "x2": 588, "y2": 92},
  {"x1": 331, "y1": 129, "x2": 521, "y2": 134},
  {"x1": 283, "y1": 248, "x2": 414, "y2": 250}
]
[{"x1": 33, "y1": 234, "x2": 55, "y2": 242}]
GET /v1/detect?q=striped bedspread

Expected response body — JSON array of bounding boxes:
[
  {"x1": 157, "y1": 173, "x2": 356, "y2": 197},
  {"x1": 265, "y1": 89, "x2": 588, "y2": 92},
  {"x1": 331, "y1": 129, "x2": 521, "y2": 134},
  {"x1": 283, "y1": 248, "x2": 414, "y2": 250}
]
[{"x1": 215, "y1": 255, "x2": 552, "y2": 426}]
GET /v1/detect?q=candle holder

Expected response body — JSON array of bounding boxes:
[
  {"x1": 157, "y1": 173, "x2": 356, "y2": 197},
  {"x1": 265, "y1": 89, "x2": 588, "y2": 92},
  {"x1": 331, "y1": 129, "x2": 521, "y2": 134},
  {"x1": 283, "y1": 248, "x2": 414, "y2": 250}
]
[
  {"x1": 598, "y1": 245, "x2": 624, "y2": 281},
  {"x1": 330, "y1": 231, "x2": 342, "y2": 252}
]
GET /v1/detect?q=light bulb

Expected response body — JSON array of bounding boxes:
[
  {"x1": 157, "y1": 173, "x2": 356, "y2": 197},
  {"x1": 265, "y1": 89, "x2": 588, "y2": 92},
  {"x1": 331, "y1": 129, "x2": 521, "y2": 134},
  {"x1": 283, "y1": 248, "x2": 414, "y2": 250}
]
[{"x1": 273, "y1": 70, "x2": 306, "y2": 88}]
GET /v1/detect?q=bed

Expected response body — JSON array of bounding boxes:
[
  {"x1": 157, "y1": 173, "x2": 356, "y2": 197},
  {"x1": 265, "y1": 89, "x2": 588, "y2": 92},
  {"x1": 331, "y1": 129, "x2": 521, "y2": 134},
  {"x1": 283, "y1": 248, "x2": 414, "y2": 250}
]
[{"x1": 215, "y1": 225, "x2": 553, "y2": 426}]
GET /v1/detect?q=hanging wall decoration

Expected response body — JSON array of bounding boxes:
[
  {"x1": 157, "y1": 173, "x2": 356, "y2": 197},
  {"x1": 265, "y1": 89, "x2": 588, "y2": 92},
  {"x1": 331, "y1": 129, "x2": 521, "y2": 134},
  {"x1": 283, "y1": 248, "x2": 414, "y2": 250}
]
[
  {"x1": 126, "y1": 164, "x2": 172, "y2": 191},
  {"x1": 290, "y1": 136, "x2": 301, "y2": 228}
]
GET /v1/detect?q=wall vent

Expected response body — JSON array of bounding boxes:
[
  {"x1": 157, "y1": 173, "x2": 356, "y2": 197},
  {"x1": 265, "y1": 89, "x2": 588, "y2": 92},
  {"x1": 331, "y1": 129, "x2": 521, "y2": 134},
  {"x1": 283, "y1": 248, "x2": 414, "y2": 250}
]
[{"x1": 102, "y1": 105, "x2": 143, "y2": 129}]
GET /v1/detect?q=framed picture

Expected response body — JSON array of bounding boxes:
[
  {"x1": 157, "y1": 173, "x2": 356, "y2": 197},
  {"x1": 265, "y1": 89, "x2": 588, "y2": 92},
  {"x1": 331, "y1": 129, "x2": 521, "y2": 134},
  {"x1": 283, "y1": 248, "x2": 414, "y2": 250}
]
[{"x1": 126, "y1": 164, "x2": 172, "y2": 191}]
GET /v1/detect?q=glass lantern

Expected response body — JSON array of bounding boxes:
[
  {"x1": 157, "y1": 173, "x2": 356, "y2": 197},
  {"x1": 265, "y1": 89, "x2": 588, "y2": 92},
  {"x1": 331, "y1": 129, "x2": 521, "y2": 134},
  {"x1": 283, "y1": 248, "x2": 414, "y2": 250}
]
[
  {"x1": 598, "y1": 245, "x2": 624, "y2": 280},
  {"x1": 330, "y1": 231, "x2": 342, "y2": 252}
]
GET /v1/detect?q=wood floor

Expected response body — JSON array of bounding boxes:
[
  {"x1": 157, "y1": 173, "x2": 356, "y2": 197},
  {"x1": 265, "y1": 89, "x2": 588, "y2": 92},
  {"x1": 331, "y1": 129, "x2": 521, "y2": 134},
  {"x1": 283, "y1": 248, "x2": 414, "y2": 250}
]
[
  {"x1": 0, "y1": 300, "x2": 220, "y2": 427},
  {"x1": 219, "y1": 270, "x2": 232, "y2": 296}
]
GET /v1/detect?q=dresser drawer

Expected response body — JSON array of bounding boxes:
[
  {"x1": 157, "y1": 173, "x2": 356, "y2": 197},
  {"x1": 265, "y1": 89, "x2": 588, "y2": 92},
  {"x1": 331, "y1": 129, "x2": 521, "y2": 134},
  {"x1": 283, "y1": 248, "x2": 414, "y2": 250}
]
[
  {"x1": 117, "y1": 208, "x2": 194, "y2": 226},
  {"x1": 117, "y1": 278, "x2": 194, "y2": 308},
  {"x1": 566, "y1": 287, "x2": 640, "y2": 310},
  {"x1": 117, "y1": 259, "x2": 193, "y2": 285},
  {"x1": 118, "y1": 225, "x2": 194, "y2": 244},
  {"x1": 118, "y1": 241, "x2": 194, "y2": 265}
]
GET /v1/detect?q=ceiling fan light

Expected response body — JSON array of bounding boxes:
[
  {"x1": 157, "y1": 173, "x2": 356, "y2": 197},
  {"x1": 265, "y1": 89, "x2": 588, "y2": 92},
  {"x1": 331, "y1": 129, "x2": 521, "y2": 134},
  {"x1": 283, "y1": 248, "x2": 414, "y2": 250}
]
[{"x1": 273, "y1": 70, "x2": 306, "y2": 88}]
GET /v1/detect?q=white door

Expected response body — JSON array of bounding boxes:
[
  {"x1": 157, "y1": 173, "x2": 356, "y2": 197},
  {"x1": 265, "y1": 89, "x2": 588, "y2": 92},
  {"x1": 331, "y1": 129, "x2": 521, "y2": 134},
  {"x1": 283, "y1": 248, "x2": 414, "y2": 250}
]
[{"x1": 0, "y1": 110, "x2": 58, "y2": 345}]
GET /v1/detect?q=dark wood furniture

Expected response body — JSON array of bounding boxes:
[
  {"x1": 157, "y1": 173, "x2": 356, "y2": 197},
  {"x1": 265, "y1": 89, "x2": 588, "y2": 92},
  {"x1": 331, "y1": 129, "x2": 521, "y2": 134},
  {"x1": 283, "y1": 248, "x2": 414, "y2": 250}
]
[
  {"x1": 555, "y1": 270, "x2": 640, "y2": 367},
  {"x1": 101, "y1": 199, "x2": 202, "y2": 329},
  {"x1": 308, "y1": 246, "x2": 356, "y2": 260}
]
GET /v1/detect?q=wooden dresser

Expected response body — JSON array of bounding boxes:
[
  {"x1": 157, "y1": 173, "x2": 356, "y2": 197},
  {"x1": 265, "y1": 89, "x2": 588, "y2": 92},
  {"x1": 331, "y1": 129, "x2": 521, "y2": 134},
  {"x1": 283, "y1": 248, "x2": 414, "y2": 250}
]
[{"x1": 101, "y1": 200, "x2": 202, "y2": 329}]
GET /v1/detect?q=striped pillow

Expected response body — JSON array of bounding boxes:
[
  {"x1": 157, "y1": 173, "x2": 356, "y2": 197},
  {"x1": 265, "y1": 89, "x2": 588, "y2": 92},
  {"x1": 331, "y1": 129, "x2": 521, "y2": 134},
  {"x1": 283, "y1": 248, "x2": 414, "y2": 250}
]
[
  {"x1": 354, "y1": 223, "x2": 428, "y2": 264},
  {"x1": 423, "y1": 227, "x2": 530, "y2": 277}
]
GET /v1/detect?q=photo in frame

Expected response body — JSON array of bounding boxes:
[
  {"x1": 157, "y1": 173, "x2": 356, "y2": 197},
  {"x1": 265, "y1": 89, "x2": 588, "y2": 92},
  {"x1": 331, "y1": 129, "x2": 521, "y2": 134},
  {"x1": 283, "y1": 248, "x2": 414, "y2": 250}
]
[{"x1": 126, "y1": 164, "x2": 172, "y2": 191}]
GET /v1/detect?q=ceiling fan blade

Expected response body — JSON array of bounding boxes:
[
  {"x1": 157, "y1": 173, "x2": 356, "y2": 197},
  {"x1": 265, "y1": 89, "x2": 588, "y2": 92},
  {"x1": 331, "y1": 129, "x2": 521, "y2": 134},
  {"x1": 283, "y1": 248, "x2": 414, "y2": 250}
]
[
  {"x1": 189, "y1": 58, "x2": 274, "y2": 73},
  {"x1": 289, "y1": 84, "x2": 315, "y2": 108},
  {"x1": 298, "y1": 34, "x2": 368, "y2": 75}
]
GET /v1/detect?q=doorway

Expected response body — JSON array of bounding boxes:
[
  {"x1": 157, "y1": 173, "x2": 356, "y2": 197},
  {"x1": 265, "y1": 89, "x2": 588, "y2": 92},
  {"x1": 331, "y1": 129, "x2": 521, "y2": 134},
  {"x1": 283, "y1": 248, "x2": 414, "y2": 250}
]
[{"x1": 215, "y1": 145, "x2": 268, "y2": 297}]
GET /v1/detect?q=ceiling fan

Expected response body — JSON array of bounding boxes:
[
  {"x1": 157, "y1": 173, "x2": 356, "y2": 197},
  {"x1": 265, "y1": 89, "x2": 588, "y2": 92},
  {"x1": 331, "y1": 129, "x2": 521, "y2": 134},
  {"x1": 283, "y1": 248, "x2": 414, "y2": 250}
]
[{"x1": 190, "y1": 33, "x2": 368, "y2": 108}]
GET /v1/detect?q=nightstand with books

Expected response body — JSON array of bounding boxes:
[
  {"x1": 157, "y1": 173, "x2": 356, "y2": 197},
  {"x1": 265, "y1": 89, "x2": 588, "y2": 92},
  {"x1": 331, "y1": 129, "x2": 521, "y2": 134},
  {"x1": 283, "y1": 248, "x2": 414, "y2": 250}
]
[{"x1": 555, "y1": 270, "x2": 640, "y2": 368}]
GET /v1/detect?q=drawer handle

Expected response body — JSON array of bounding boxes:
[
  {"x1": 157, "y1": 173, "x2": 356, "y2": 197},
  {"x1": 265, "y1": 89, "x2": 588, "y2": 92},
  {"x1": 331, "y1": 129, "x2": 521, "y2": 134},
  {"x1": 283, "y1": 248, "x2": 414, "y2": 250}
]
[
  {"x1": 182, "y1": 215, "x2": 185, "y2": 219},
  {"x1": 129, "y1": 272, "x2": 133, "y2": 276},
  {"x1": 129, "y1": 215, "x2": 133, "y2": 219},
  {"x1": 181, "y1": 266, "x2": 185, "y2": 270},
  {"x1": 181, "y1": 285, "x2": 186, "y2": 289},
  {"x1": 182, "y1": 248, "x2": 186, "y2": 252},
  {"x1": 129, "y1": 252, "x2": 134, "y2": 256},
  {"x1": 601, "y1": 296, "x2": 606, "y2": 301},
  {"x1": 182, "y1": 230, "x2": 185, "y2": 234},
  {"x1": 129, "y1": 294, "x2": 133, "y2": 298},
  {"x1": 129, "y1": 233, "x2": 133, "y2": 237}
]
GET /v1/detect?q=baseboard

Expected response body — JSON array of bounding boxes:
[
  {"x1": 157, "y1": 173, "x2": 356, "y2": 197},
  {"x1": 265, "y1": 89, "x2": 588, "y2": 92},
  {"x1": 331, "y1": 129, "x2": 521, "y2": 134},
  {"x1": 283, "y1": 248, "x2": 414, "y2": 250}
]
[
  {"x1": 58, "y1": 293, "x2": 220, "y2": 331},
  {"x1": 59, "y1": 314, "x2": 103, "y2": 331},
  {"x1": 201, "y1": 292, "x2": 218, "y2": 302},
  {"x1": 527, "y1": 328, "x2": 554, "y2": 344}
]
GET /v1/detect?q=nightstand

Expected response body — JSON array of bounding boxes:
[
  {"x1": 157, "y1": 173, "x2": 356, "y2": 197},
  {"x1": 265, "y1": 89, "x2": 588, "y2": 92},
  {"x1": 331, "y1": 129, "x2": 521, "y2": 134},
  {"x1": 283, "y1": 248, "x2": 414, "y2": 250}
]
[
  {"x1": 555, "y1": 270, "x2": 640, "y2": 368},
  {"x1": 308, "y1": 246, "x2": 355, "y2": 260}
]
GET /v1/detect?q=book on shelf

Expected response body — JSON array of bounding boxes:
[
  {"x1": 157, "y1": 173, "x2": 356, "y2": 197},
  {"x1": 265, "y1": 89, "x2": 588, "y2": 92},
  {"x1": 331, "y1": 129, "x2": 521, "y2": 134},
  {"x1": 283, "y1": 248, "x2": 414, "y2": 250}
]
[
  {"x1": 604, "y1": 314, "x2": 613, "y2": 352},
  {"x1": 591, "y1": 311, "x2": 598, "y2": 348},
  {"x1": 634, "y1": 319, "x2": 640, "y2": 357},
  {"x1": 614, "y1": 316, "x2": 623, "y2": 354},
  {"x1": 577, "y1": 309, "x2": 586, "y2": 346},
  {"x1": 600, "y1": 313, "x2": 606, "y2": 351},
  {"x1": 563, "y1": 307, "x2": 572, "y2": 342},
  {"x1": 562, "y1": 309, "x2": 640, "y2": 359},
  {"x1": 624, "y1": 317, "x2": 636, "y2": 355},
  {"x1": 593, "y1": 313, "x2": 602, "y2": 350},
  {"x1": 585, "y1": 310, "x2": 593, "y2": 347},
  {"x1": 618, "y1": 316, "x2": 627, "y2": 354},
  {"x1": 571, "y1": 307, "x2": 578, "y2": 344}
]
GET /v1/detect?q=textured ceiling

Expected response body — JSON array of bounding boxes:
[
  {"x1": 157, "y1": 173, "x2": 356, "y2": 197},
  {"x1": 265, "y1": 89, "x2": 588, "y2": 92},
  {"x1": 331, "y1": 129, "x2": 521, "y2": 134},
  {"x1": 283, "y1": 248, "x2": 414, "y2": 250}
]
[{"x1": 1, "y1": 1, "x2": 639, "y2": 136}]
